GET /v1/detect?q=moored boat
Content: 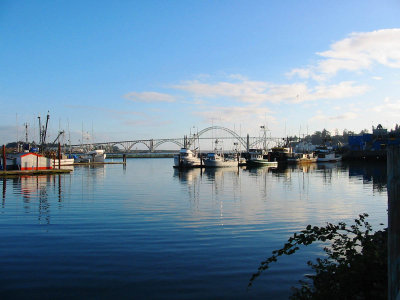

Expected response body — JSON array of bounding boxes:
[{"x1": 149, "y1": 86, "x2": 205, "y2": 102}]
[
  {"x1": 315, "y1": 146, "x2": 341, "y2": 162},
  {"x1": 174, "y1": 148, "x2": 202, "y2": 168},
  {"x1": 298, "y1": 152, "x2": 317, "y2": 163},
  {"x1": 75, "y1": 149, "x2": 106, "y2": 163},
  {"x1": 246, "y1": 149, "x2": 278, "y2": 167},
  {"x1": 203, "y1": 152, "x2": 239, "y2": 168}
]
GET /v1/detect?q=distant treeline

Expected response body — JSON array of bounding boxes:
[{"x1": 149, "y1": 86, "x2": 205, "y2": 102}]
[{"x1": 283, "y1": 125, "x2": 400, "y2": 148}]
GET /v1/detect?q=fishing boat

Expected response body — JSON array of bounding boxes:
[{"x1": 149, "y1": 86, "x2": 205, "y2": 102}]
[
  {"x1": 174, "y1": 148, "x2": 202, "y2": 168},
  {"x1": 51, "y1": 154, "x2": 75, "y2": 167},
  {"x1": 269, "y1": 146, "x2": 294, "y2": 163},
  {"x1": 246, "y1": 149, "x2": 278, "y2": 167},
  {"x1": 203, "y1": 139, "x2": 240, "y2": 168},
  {"x1": 298, "y1": 152, "x2": 317, "y2": 163},
  {"x1": 315, "y1": 146, "x2": 341, "y2": 162},
  {"x1": 203, "y1": 152, "x2": 239, "y2": 168},
  {"x1": 286, "y1": 153, "x2": 301, "y2": 163},
  {"x1": 75, "y1": 149, "x2": 106, "y2": 163}
]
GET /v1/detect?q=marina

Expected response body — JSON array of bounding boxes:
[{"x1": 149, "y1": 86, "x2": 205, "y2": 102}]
[
  {"x1": 0, "y1": 158, "x2": 388, "y2": 299},
  {"x1": 2, "y1": 3, "x2": 399, "y2": 298}
]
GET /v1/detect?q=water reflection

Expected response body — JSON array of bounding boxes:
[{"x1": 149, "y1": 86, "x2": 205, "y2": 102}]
[
  {"x1": 173, "y1": 168, "x2": 202, "y2": 183},
  {"x1": 346, "y1": 161, "x2": 387, "y2": 192},
  {"x1": 2, "y1": 178, "x2": 6, "y2": 207},
  {"x1": 1, "y1": 172, "x2": 74, "y2": 224},
  {"x1": 0, "y1": 159, "x2": 389, "y2": 299},
  {"x1": 173, "y1": 162, "x2": 387, "y2": 209}
]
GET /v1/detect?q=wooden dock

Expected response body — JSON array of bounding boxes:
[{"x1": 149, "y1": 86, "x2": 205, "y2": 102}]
[
  {"x1": 0, "y1": 169, "x2": 72, "y2": 177},
  {"x1": 71, "y1": 162, "x2": 125, "y2": 166}
]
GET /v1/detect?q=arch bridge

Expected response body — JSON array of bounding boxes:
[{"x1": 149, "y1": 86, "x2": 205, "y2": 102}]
[{"x1": 70, "y1": 126, "x2": 280, "y2": 152}]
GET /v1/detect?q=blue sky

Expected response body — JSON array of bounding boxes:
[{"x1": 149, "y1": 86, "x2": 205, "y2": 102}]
[{"x1": 1, "y1": 0, "x2": 400, "y2": 146}]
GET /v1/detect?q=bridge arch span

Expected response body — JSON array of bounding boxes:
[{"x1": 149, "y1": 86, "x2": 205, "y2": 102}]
[
  {"x1": 189, "y1": 126, "x2": 247, "y2": 149},
  {"x1": 126, "y1": 141, "x2": 152, "y2": 152},
  {"x1": 153, "y1": 139, "x2": 184, "y2": 150}
]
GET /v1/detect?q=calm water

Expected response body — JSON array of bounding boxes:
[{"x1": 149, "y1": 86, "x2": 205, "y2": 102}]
[{"x1": 0, "y1": 159, "x2": 388, "y2": 299}]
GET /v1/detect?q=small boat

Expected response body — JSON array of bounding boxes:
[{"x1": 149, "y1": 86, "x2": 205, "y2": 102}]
[
  {"x1": 246, "y1": 149, "x2": 278, "y2": 167},
  {"x1": 203, "y1": 139, "x2": 241, "y2": 168},
  {"x1": 315, "y1": 146, "x2": 341, "y2": 162},
  {"x1": 75, "y1": 149, "x2": 106, "y2": 163},
  {"x1": 269, "y1": 146, "x2": 294, "y2": 163},
  {"x1": 286, "y1": 152, "x2": 301, "y2": 163},
  {"x1": 174, "y1": 148, "x2": 202, "y2": 168},
  {"x1": 298, "y1": 152, "x2": 317, "y2": 163},
  {"x1": 287, "y1": 152, "x2": 318, "y2": 164},
  {"x1": 203, "y1": 152, "x2": 239, "y2": 168},
  {"x1": 51, "y1": 156, "x2": 75, "y2": 167}
]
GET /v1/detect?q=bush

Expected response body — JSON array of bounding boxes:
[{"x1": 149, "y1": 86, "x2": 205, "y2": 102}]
[{"x1": 249, "y1": 214, "x2": 387, "y2": 299}]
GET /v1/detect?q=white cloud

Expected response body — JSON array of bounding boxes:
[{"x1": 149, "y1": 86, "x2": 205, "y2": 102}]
[
  {"x1": 173, "y1": 79, "x2": 368, "y2": 104},
  {"x1": 288, "y1": 28, "x2": 400, "y2": 80},
  {"x1": 310, "y1": 111, "x2": 358, "y2": 122},
  {"x1": 194, "y1": 105, "x2": 274, "y2": 124},
  {"x1": 172, "y1": 80, "x2": 271, "y2": 103},
  {"x1": 372, "y1": 97, "x2": 400, "y2": 114},
  {"x1": 123, "y1": 91, "x2": 176, "y2": 103}
]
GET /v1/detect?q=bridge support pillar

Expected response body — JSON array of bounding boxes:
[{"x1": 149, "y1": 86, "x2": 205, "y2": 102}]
[{"x1": 150, "y1": 139, "x2": 154, "y2": 152}]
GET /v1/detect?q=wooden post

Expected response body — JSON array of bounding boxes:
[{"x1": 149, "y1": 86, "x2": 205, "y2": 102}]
[
  {"x1": 58, "y1": 142, "x2": 61, "y2": 169},
  {"x1": 36, "y1": 155, "x2": 39, "y2": 170},
  {"x1": 123, "y1": 154, "x2": 126, "y2": 164},
  {"x1": 387, "y1": 144, "x2": 400, "y2": 300},
  {"x1": 2, "y1": 145, "x2": 6, "y2": 171}
]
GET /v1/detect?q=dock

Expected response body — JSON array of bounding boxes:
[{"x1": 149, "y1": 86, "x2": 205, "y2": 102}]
[
  {"x1": 0, "y1": 169, "x2": 72, "y2": 177},
  {"x1": 71, "y1": 162, "x2": 125, "y2": 166}
]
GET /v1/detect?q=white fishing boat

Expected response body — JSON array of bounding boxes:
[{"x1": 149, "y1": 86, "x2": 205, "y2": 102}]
[
  {"x1": 203, "y1": 152, "x2": 239, "y2": 168},
  {"x1": 75, "y1": 149, "x2": 106, "y2": 163},
  {"x1": 315, "y1": 146, "x2": 341, "y2": 162},
  {"x1": 51, "y1": 156, "x2": 75, "y2": 167},
  {"x1": 246, "y1": 149, "x2": 278, "y2": 167},
  {"x1": 174, "y1": 148, "x2": 202, "y2": 168},
  {"x1": 203, "y1": 139, "x2": 241, "y2": 168}
]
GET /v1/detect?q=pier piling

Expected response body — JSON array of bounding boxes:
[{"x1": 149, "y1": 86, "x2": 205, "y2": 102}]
[
  {"x1": 387, "y1": 144, "x2": 400, "y2": 300},
  {"x1": 2, "y1": 145, "x2": 5, "y2": 171},
  {"x1": 58, "y1": 143, "x2": 61, "y2": 169}
]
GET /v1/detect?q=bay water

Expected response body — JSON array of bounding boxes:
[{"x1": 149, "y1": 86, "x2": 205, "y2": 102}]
[{"x1": 0, "y1": 159, "x2": 387, "y2": 299}]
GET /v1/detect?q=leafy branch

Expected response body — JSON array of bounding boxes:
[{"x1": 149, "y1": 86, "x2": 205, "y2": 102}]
[{"x1": 249, "y1": 214, "x2": 387, "y2": 299}]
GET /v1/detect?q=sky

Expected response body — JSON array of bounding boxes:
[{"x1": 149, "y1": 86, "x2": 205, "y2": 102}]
[{"x1": 1, "y1": 0, "x2": 400, "y2": 147}]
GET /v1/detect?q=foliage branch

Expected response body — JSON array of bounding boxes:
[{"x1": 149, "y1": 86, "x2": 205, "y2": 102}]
[{"x1": 249, "y1": 214, "x2": 387, "y2": 299}]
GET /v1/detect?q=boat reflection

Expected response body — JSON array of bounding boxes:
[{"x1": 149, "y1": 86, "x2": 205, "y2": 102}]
[
  {"x1": 345, "y1": 161, "x2": 386, "y2": 192},
  {"x1": 174, "y1": 167, "x2": 243, "y2": 211},
  {"x1": 173, "y1": 168, "x2": 202, "y2": 184},
  {"x1": 1, "y1": 173, "x2": 70, "y2": 224}
]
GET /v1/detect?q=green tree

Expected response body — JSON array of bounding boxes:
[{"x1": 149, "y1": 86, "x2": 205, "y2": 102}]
[{"x1": 249, "y1": 214, "x2": 387, "y2": 299}]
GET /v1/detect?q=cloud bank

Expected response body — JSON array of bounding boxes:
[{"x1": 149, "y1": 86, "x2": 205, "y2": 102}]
[
  {"x1": 288, "y1": 28, "x2": 400, "y2": 80},
  {"x1": 123, "y1": 92, "x2": 176, "y2": 103}
]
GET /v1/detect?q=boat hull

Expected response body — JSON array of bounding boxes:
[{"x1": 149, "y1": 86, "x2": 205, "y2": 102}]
[
  {"x1": 203, "y1": 159, "x2": 238, "y2": 168},
  {"x1": 173, "y1": 155, "x2": 202, "y2": 168},
  {"x1": 51, "y1": 158, "x2": 75, "y2": 167},
  {"x1": 317, "y1": 153, "x2": 342, "y2": 162},
  {"x1": 246, "y1": 159, "x2": 278, "y2": 167},
  {"x1": 317, "y1": 157, "x2": 341, "y2": 162}
]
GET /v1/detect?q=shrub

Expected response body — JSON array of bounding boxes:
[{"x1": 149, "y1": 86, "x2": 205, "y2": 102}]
[{"x1": 249, "y1": 214, "x2": 387, "y2": 299}]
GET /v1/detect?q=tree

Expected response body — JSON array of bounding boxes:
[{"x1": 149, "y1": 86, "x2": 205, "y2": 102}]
[{"x1": 249, "y1": 214, "x2": 387, "y2": 299}]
